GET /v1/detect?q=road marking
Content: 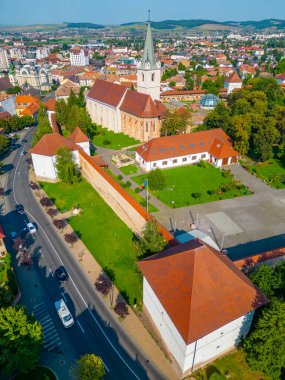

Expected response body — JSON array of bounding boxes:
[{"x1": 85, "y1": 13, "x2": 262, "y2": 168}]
[
  {"x1": 12, "y1": 160, "x2": 143, "y2": 379},
  {"x1": 77, "y1": 320, "x2": 85, "y2": 333},
  {"x1": 49, "y1": 266, "x2": 54, "y2": 276}
]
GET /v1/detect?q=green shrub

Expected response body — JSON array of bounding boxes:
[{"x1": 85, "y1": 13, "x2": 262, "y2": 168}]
[
  {"x1": 125, "y1": 181, "x2": 131, "y2": 188},
  {"x1": 192, "y1": 192, "x2": 201, "y2": 199},
  {"x1": 102, "y1": 139, "x2": 111, "y2": 145},
  {"x1": 135, "y1": 187, "x2": 141, "y2": 193},
  {"x1": 197, "y1": 160, "x2": 207, "y2": 168},
  {"x1": 148, "y1": 169, "x2": 166, "y2": 191},
  {"x1": 118, "y1": 174, "x2": 123, "y2": 180}
]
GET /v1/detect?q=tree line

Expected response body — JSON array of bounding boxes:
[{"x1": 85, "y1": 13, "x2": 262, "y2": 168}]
[{"x1": 200, "y1": 77, "x2": 285, "y2": 161}]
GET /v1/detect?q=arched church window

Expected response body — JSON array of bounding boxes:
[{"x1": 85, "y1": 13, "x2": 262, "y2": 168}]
[
  {"x1": 142, "y1": 73, "x2": 144, "y2": 81},
  {"x1": 151, "y1": 73, "x2": 155, "y2": 82},
  {"x1": 152, "y1": 121, "x2": 156, "y2": 131},
  {"x1": 146, "y1": 121, "x2": 149, "y2": 132}
]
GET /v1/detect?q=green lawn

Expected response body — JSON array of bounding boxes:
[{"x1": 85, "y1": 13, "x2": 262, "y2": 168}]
[
  {"x1": 92, "y1": 127, "x2": 140, "y2": 150},
  {"x1": 40, "y1": 179, "x2": 142, "y2": 306},
  {"x1": 120, "y1": 164, "x2": 138, "y2": 175},
  {"x1": 12, "y1": 366, "x2": 56, "y2": 380},
  {"x1": 105, "y1": 169, "x2": 158, "y2": 212},
  {"x1": 132, "y1": 163, "x2": 251, "y2": 208},
  {"x1": 189, "y1": 350, "x2": 269, "y2": 380},
  {"x1": 246, "y1": 157, "x2": 285, "y2": 189}
]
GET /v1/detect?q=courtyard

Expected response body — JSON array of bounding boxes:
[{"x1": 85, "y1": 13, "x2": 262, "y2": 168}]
[
  {"x1": 132, "y1": 163, "x2": 251, "y2": 208},
  {"x1": 92, "y1": 126, "x2": 140, "y2": 150}
]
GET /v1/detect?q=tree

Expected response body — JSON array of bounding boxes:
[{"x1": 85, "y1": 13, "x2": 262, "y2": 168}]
[
  {"x1": 0, "y1": 306, "x2": 43, "y2": 376},
  {"x1": 253, "y1": 120, "x2": 279, "y2": 161},
  {"x1": 67, "y1": 89, "x2": 77, "y2": 109},
  {"x1": 55, "y1": 146, "x2": 81, "y2": 184},
  {"x1": 250, "y1": 264, "x2": 280, "y2": 298},
  {"x1": 95, "y1": 272, "x2": 112, "y2": 296},
  {"x1": 0, "y1": 135, "x2": 9, "y2": 154},
  {"x1": 169, "y1": 81, "x2": 176, "y2": 88},
  {"x1": 243, "y1": 298, "x2": 285, "y2": 380},
  {"x1": 53, "y1": 218, "x2": 67, "y2": 230},
  {"x1": 203, "y1": 102, "x2": 232, "y2": 134},
  {"x1": 5, "y1": 86, "x2": 21, "y2": 95},
  {"x1": 75, "y1": 353, "x2": 105, "y2": 380},
  {"x1": 161, "y1": 108, "x2": 191, "y2": 136},
  {"x1": 139, "y1": 219, "x2": 167, "y2": 258},
  {"x1": 148, "y1": 168, "x2": 166, "y2": 191},
  {"x1": 64, "y1": 232, "x2": 78, "y2": 246},
  {"x1": 76, "y1": 87, "x2": 86, "y2": 108},
  {"x1": 231, "y1": 114, "x2": 251, "y2": 155},
  {"x1": 32, "y1": 115, "x2": 52, "y2": 146},
  {"x1": 114, "y1": 301, "x2": 129, "y2": 318}
]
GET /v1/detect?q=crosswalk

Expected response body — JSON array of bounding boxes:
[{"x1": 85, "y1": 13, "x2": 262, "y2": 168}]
[{"x1": 33, "y1": 302, "x2": 62, "y2": 352}]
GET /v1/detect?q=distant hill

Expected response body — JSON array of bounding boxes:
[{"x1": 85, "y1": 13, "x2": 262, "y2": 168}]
[
  {"x1": 120, "y1": 18, "x2": 285, "y2": 31},
  {"x1": 66, "y1": 22, "x2": 104, "y2": 29}
]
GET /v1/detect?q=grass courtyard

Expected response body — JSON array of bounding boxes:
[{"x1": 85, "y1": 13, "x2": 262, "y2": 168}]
[
  {"x1": 246, "y1": 157, "x2": 285, "y2": 189},
  {"x1": 40, "y1": 179, "x2": 142, "y2": 306},
  {"x1": 119, "y1": 164, "x2": 138, "y2": 175},
  {"x1": 133, "y1": 163, "x2": 251, "y2": 208},
  {"x1": 190, "y1": 350, "x2": 269, "y2": 380},
  {"x1": 92, "y1": 126, "x2": 140, "y2": 150}
]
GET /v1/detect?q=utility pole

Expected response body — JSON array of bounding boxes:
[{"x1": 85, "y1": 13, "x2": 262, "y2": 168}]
[{"x1": 146, "y1": 180, "x2": 149, "y2": 212}]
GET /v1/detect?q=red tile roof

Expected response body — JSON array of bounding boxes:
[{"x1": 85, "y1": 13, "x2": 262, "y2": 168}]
[
  {"x1": 20, "y1": 102, "x2": 39, "y2": 116},
  {"x1": 120, "y1": 91, "x2": 159, "y2": 118},
  {"x1": 138, "y1": 239, "x2": 268, "y2": 344},
  {"x1": 136, "y1": 128, "x2": 237, "y2": 162},
  {"x1": 0, "y1": 111, "x2": 12, "y2": 120},
  {"x1": 69, "y1": 127, "x2": 89, "y2": 143},
  {"x1": 225, "y1": 71, "x2": 242, "y2": 84},
  {"x1": 87, "y1": 79, "x2": 127, "y2": 107},
  {"x1": 30, "y1": 133, "x2": 79, "y2": 156},
  {"x1": 276, "y1": 72, "x2": 285, "y2": 80},
  {"x1": 45, "y1": 98, "x2": 55, "y2": 111},
  {"x1": 209, "y1": 139, "x2": 239, "y2": 159}
]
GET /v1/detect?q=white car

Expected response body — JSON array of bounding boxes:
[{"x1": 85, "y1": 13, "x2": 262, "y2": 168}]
[
  {"x1": 55, "y1": 299, "x2": 74, "y2": 328},
  {"x1": 26, "y1": 222, "x2": 36, "y2": 234}
]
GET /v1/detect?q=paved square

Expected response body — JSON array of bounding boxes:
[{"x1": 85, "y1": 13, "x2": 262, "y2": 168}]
[{"x1": 206, "y1": 212, "x2": 243, "y2": 236}]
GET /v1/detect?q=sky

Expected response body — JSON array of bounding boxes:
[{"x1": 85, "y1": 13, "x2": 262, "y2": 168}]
[{"x1": 1, "y1": 0, "x2": 285, "y2": 26}]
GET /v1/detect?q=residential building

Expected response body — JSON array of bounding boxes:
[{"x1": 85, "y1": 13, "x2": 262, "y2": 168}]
[
  {"x1": 135, "y1": 128, "x2": 239, "y2": 171},
  {"x1": 276, "y1": 72, "x2": 285, "y2": 84},
  {"x1": 70, "y1": 47, "x2": 89, "y2": 66},
  {"x1": 9, "y1": 63, "x2": 52, "y2": 89},
  {"x1": 138, "y1": 239, "x2": 267, "y2": 374},
  {"x1": 0, "y1": 48, "x2": 10, "y2": 69},
  {"x1": 224, "y1": 71, "x2": 242, "y2": 94},
  {"x1": 15, "y1": 95, "x2": 39, "y2": 118}
]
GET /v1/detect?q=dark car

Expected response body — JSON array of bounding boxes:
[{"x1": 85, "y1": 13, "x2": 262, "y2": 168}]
[
  {"x1": 55, "y1": 266, "x2": 69, "y2": 282},
  {"x1": 15, "y1": 204, "x2": 25, "y2": 214}
]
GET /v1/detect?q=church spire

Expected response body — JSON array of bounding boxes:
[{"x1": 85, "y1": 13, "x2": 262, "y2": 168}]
[{"x1": 140, "y1": 17, "x2": 158, "y2": 70}]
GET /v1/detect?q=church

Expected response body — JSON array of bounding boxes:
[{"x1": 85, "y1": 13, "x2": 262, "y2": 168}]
[{"x1": 86, "y1": 22, "x2": 166, "y2": 142}]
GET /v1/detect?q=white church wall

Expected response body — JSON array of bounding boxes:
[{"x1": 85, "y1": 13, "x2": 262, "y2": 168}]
[
  {"x1": 32, "y1": 154, "x2": 57, "y2": 180},
  {"x1": 76, "y1": 141, "x2": 90, "y2": 156}
]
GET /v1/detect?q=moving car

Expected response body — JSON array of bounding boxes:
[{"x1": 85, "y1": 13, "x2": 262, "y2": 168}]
[
  {"x1": 55, "y1": 266, "x2": 69, "y2": 282},
  {"x1": 54, "y1": 299, "x2": 74, "y2": 328},
  {"x1": 26, "y1": 222, "x2": 36, "y2": 234},
  {"x1": 15, "y1": 204, "x2": 25, "y2": 215}
]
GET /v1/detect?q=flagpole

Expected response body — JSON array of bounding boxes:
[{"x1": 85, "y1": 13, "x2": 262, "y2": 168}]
[{"x1": 146, "y1": 180, "x2": 149, "y2": 212}]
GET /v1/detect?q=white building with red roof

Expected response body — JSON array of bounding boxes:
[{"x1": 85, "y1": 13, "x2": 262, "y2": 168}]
[
  {"x1": 30, "y1": 130, "x2": 90, "y2": 180},
  {"x1": 136, "y1": 128, "x2": 239, "y2": 171},
  {"x1": 224, "y1": 71, "x2": 242, "y2": 94},
  {"x1": 138, "y1": 239, "x2": 267, "y2": 374}
]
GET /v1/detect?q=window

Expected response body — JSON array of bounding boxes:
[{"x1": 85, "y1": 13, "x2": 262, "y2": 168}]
[
  {"x1": 153, "y1": 163, "x2": 156, "y2": 167},
  {"x1": 152, "y1": 121, "x2": 156, "y2": 132},
  {"x1": 189, "y1": 143, "x2": 195, "y2": 148},
  {"x1": 151, "y1": 73, "x2": 155, "y2": 81},
  {"x1": 146, "y1": 121, "x2": 148, "y2": 132},
  {"x1": 182, "y1": 157, "x2": 187, "y2": 162},
  {"x1": 192, "y1": 155, "x2": 197, "y2": 160},
  {"x1": 173, "y1": 159, "x2": 178, "y2": 164},
  {"x1": 200, "y1": 142, "x2": 205, "y2": 146},
  {"x1": 162, "y1": 161, "x2": 168, "y2": 165},
  {"x1": 142, "y1": 73, "x2": 144, "y2": 81},
  {"x1": 201, "y1": 154, "x2": 206, "y2": 158}
]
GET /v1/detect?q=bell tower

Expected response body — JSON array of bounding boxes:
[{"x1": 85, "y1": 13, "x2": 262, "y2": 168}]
[{"x1": 137, "y1": 12, "x2": 161, "y2": 101}]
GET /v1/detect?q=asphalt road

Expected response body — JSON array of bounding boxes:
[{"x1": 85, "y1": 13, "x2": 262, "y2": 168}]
[{"x1": 2, "y1": 129, "x2": 167, "y2": 380}]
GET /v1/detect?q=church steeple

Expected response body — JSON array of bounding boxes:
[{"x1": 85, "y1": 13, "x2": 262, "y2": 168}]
[
  {"x1": 137, "y1": 13, "x2": 161, "y2": 101},
  {"x1": 140, "y1": 21, "x2": 159, "y2": 70}
]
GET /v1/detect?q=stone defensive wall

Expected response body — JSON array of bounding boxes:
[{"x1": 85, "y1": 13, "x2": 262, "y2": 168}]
[{"x1": 79, "y1": 150, "x2": 177, "y2": 245}]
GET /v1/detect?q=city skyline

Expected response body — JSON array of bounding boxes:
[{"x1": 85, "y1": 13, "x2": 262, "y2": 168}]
[{"x1": 1, "y1": 0, "x2": 285, "y2": 26}]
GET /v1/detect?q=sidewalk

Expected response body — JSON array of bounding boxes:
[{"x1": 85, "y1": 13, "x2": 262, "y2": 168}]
[{"x1": 29, "y1": 169, "x2": 180, "y2": 380}]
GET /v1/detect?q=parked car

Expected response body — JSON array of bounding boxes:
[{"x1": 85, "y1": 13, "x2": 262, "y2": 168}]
[
  {"x1": 55, "y1": 266, "x2": 69, "y2": 282},
  {"x1": 54, "y1": 299, "x2": 74, "y2": 328},
  {"x1": 15, "y1": 204, "x2": 25, "y2": 215},
  {"x1": 20, "y1": 151, "x2": 25, "y2": 156},
  {"x1": 26, "y1": 222, "x2": 36, "y2": 234}
]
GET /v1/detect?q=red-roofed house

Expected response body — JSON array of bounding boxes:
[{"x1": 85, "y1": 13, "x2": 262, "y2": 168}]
[
  {"x1": 30, "y1": 131, "x2": 90, "y2": 180},
  {"x1": 276, "y1": 72, "x2": 285, "y2": 84},
  {"x1": 69, "y1": 127, "x2": 90, "y2": 155},
  {"x1": 224, "y1": 71, "x2": 242, "y2": 94},
  {"x1": 136, "y1": 128, "x2": 239, "y2": 171},
  {"x1": 138, "y1": 239, "x2": 267, "y2": 374}
]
